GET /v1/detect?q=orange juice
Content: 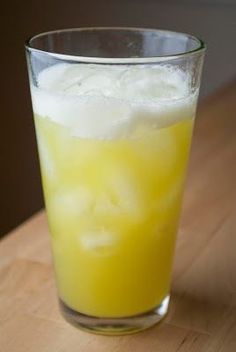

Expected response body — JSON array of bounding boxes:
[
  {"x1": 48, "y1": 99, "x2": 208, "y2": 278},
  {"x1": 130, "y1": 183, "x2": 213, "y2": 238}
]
[{"x1": 32, "y1": 64, "x2": 196, "y2": 317}]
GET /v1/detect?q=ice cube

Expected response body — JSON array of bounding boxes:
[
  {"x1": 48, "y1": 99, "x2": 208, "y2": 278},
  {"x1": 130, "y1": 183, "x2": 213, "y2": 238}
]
[
  {"x1": 49, "y1": 187, "x2": 93, "y2": 219},
  {"x1": 71, "y1": 95, "x2": 131, "y2": 139},
  {"x1": 37, "y1": 136, "x2": 56, "y2": 181},
  {"x1": 94, "y1": 194, "x2": 121, "y2": 216},
  {"x1": 66, "y1": 71, "x2": 116, "y2": 96},
  {"x1": 108, "y1": 170, "x2": 145, "y2": 219},
  {"x1": 79, "y1": 229, "x2": 118, "y2": 255},
  {"x1": 119, "y1": 65, "x2": 189, "y2": 100}
]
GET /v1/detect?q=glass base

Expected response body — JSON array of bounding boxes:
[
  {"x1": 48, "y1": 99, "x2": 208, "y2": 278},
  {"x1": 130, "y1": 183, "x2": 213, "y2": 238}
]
[{"x1": 59, "y1": 296, "x2": 169, "y2": 335}]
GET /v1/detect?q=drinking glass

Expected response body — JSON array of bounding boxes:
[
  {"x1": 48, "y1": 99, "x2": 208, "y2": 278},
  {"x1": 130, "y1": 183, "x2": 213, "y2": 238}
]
[{"x1": 25, "y1": 28, "x2": 205, "y2": 335}]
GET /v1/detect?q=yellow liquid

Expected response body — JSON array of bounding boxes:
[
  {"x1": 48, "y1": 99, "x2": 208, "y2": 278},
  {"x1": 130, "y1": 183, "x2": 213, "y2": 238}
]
[{"x1": 35, "y1": 114, "x2": 193, "y2": 318}]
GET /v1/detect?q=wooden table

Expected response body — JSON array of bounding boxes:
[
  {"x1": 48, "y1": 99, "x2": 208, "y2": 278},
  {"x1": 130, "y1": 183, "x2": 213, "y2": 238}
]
[{"x1": 1, "y1": 82, "x2": 236, "y2": 352}]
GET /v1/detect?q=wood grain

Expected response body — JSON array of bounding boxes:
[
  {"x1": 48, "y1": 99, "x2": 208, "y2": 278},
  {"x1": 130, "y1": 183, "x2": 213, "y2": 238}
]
[{"x1": 0, "y1": 81, "x2": 236, "y2": 351}]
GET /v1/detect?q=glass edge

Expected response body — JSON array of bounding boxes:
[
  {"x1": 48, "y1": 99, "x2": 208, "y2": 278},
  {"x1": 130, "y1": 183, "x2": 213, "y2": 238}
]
[{"x1": 25, "y1": 27, "x2": 206, "y2": 64}]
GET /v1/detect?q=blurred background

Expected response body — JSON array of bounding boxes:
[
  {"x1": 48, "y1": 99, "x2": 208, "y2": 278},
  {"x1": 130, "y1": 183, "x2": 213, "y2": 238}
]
[{"x1": 1, "y1": 0, "x2": 236, "y2": 237}]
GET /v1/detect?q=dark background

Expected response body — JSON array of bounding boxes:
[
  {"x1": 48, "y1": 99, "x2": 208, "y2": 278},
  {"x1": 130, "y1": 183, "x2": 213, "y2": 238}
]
[{"x1": 1, "y1": 0, "x2": 236, "y2": 237}]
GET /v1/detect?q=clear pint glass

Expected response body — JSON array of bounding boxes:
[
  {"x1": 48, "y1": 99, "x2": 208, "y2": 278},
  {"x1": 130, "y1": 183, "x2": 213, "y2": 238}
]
[{"x1": 26, "y1": 28, "x2": 205, "y2": 334}]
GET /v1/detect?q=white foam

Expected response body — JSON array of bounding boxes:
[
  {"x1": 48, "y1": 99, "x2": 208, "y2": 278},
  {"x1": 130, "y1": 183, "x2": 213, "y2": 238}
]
[{"x1": 31, "y1": 63, "x2": 197, "y2": 139}]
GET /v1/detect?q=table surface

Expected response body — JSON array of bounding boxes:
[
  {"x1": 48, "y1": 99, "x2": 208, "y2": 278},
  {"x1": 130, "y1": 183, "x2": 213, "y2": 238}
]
[{"x1": 1, "y1": 82, "x2": 236, "y2": 352}]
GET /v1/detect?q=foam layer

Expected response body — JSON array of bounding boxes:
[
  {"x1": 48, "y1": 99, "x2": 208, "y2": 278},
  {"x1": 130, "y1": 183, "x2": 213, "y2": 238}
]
[{"x1": 31, "y1": 63, "x2": 197, "y2": 139}]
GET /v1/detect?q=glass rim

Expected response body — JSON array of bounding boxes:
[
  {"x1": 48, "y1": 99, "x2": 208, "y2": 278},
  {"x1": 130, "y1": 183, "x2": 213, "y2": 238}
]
[{"x1": 25, "y1": 27, "x2": 206, "y2": 64}]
